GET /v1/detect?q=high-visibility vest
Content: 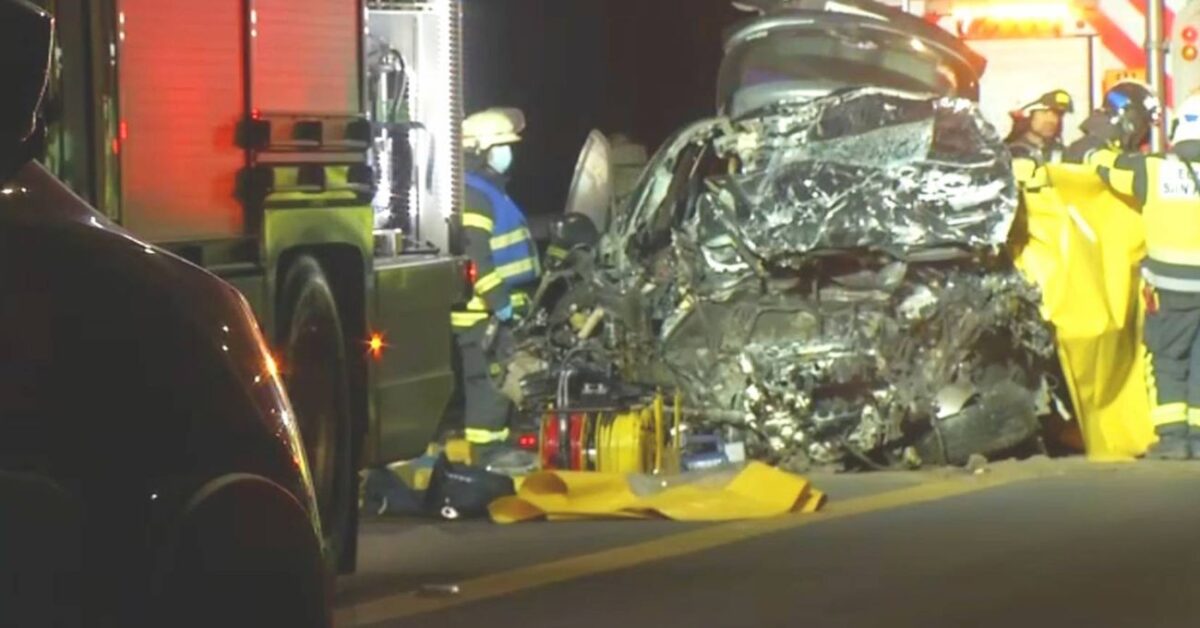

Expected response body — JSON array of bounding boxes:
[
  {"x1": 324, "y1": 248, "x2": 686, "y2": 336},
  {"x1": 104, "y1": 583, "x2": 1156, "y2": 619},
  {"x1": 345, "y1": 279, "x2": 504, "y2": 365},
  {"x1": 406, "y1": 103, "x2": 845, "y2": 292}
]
[
  {"x1": 1094, "y1": 150, "x2": 1200, "y2": 291},
  {"x1": 1140, "y1": 157, "x2": 1200, "y2": 290},
  {"x1": 466, "y1": 173, "x2": 541, "y2": 289}
]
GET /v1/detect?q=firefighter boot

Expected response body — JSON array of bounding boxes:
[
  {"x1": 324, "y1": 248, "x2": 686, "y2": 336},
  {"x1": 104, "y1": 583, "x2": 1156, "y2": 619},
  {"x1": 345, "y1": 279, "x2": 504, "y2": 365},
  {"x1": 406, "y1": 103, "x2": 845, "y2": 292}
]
[{"x1": 1147, "y1": 423, "x2": 1191, "y2": 461}]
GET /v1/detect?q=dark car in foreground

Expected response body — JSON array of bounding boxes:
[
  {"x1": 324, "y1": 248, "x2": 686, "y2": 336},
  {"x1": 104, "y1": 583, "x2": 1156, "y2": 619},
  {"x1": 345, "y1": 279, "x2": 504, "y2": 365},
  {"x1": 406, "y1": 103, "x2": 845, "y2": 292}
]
[{"x1": 1, "y1": 2, "x2": 330, "y2": 626}]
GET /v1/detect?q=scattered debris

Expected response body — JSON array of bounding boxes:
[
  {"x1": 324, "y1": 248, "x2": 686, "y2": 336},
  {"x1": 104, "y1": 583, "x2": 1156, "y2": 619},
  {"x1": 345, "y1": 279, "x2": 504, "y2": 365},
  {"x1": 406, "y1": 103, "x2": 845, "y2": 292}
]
[
  {"x1": 966, "y1": 454, "x2": 990, "y2": 475},
  {"x1": 416, "y1": 584, "x2": 461, "y2": 598}
]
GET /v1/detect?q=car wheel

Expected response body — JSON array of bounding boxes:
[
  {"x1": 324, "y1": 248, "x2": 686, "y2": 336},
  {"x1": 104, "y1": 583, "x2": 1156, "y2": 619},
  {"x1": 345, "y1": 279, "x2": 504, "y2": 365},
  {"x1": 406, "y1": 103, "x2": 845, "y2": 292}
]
[
  {"x1": 279, "y1": 255, "x2": 354, "y2": 568},
  {"x1": 153, "y1": 475, "x2": 330, "y2": 628}
]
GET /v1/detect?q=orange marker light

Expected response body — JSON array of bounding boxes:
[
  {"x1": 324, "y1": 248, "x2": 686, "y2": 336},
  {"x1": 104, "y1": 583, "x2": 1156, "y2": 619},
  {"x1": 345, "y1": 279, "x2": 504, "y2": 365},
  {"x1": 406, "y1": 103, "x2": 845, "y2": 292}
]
[
  {"x1": 367, "y1": 332, "x2": 386, "y2": 361},
  {"x1": 465, "y1": 260, "x2": 478, "y2": 285},
  {"x1": 1186, "y1": 45, "x2": 1199, "y2": 62}
]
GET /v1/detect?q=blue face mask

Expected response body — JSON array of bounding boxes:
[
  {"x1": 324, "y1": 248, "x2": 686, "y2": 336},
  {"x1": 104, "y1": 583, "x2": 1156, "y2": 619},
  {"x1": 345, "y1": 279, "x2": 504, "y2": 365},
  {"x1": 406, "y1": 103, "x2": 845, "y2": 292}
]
[{"x1": 487, "y1": 145, "x2": 513, "y2": 175}]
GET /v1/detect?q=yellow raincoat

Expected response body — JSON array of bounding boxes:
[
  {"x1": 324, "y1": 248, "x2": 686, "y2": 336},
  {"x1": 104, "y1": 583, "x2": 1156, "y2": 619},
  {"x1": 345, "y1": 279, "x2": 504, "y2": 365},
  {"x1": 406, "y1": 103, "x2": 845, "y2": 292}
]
[{"x1": 1012, "y1": 163, "x2": 1156, "y2": 460}]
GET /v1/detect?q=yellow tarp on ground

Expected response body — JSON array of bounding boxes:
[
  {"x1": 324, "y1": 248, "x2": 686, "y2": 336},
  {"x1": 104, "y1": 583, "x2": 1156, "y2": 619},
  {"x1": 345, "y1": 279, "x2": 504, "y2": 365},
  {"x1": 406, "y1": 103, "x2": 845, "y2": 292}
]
[
  {"x1": 1013, "y1": 164, "x2": 1156, "y2": 460},
  {"x1": 489, "y1": 461, "x2": 825, "y2": 523}
]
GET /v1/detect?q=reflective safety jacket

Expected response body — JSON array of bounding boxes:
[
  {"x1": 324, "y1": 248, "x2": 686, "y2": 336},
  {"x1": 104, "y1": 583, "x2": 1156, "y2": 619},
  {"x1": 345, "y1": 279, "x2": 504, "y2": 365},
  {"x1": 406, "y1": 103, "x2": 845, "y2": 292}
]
[
  {"x1": 1008, "y1": 136, "x2": 1062, "y2": 167},
  {"x1": 451, "y1": 171, "x2": 541, "y2": 330},
  {"x1": 1012, "y1": 157, "x2": 1050, "y2": 191},
  {"x1": 1090, "y1": 149, "x2": 1200, "y2": 291}
]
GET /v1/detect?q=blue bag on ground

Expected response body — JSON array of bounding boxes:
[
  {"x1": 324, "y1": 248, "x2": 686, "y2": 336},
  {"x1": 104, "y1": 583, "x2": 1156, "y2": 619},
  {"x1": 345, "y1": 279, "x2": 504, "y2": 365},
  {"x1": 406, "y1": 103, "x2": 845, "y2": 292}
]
[
  {"x1": 362, "y1": 467, "x2": 425, "y2": 516},
  {"x1": 424, "y1": 454, "x2": 515, "y2": 520}
]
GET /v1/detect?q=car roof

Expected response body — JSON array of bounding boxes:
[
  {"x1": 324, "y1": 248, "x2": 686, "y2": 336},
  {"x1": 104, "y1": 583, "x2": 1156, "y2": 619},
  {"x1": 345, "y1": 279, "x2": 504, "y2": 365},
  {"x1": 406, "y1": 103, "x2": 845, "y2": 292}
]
[{"x1": 723, "y1": 0, "x2": 987, "y2": 88}]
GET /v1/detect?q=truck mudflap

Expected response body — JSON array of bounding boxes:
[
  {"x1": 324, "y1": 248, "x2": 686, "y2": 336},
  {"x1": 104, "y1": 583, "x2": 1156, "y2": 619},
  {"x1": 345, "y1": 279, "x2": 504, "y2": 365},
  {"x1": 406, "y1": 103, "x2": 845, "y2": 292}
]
[
  {"x1": 367, "y1": 254, "x2": 460, "y2": 465},
  {"x1": 1012, "y1": 164, "x2": 1157, "y2": 460}
]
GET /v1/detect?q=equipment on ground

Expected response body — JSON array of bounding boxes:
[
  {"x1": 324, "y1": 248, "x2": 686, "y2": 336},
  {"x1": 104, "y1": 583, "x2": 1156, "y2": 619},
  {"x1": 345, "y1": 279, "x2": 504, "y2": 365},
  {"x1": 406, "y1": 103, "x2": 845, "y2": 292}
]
[
  {"x1": 540, "y1": 381, "x2": 682, "y2": 475},
  {"x1": 425, "y1": 454, "x2": 516, "y2": 520}
]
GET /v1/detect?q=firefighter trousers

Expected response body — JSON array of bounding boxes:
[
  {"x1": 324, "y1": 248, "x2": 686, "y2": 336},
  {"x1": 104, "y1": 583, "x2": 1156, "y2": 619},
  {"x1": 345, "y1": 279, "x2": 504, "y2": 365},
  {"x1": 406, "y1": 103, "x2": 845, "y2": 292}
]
[
  {"x1": 1144, "y1": 287, "x2": 1200, "y2": 429},
  {"x1": 454, "y1": 323, "x2": 512, "y2": 442}
]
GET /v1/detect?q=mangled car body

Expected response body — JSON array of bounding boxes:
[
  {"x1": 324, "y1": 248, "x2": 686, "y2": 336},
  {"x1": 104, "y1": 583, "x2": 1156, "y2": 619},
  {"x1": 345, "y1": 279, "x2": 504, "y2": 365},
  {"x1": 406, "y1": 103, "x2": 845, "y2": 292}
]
[{"x1": 514, "y1": 0, "x2": 1058, "y2": 470}]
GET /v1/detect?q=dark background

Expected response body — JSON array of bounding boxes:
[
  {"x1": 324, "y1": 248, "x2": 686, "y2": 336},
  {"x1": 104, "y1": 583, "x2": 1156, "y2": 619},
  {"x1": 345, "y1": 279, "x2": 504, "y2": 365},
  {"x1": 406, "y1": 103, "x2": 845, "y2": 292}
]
[{"x1": 462, "y1": 0, "x2": 745, "y2": 215}]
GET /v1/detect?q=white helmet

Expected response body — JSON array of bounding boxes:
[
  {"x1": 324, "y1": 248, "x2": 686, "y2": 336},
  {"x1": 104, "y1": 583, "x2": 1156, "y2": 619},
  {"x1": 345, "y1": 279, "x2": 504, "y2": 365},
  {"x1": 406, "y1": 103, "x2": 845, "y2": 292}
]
[
  {"x1": 1172, "y1": 93, "x2": 1200, "y2": 144},
  {"x1": 463, "y1": 107, "x2": 526, "y2": 154}
]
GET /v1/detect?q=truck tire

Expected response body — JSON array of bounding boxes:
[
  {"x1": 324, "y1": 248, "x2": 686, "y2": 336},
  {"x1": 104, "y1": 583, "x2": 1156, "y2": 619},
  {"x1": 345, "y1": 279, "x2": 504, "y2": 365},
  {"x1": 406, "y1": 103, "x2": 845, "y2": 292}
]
[{"x1": 278, "y1": 256, "x2": 354, "y2": 570}]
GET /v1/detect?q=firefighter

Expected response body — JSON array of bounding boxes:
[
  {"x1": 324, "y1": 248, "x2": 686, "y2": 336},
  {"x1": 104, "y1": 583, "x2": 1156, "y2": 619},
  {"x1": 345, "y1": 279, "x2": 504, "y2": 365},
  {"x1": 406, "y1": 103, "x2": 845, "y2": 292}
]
[
  {"x1": 1005, "y1": 89, "x2": 1073, "y2": 166},
  {"x1": 453, "y1": 107, "x2": 540, "y2": 471},
  {"x1": 1085, "y1": 93, "x2": 1200, "y2": 459},
  {"x1": 1064, "y1": 81, "x2": 1160, "y2": 164},
  {"x1": 545, "y1": 212, "x2": 600, "y2": 271}
]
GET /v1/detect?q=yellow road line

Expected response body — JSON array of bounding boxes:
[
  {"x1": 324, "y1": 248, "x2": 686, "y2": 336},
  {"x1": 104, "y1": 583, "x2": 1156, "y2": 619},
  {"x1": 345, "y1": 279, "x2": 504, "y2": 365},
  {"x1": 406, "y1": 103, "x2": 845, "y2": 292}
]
[{"x1": 336, "y1": 473, "x2": 1026, "y2": 627}]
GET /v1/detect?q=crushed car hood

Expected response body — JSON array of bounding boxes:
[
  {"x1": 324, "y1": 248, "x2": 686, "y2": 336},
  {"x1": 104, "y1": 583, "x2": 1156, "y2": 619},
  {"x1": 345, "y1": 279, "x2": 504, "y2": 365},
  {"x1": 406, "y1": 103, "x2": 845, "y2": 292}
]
[
  {"x1": 695, "y1": 89, "x2": 1017, "y2": 268},
  {"x1": 522, "y1": 87, "x2": 1054, "y2": 471}
]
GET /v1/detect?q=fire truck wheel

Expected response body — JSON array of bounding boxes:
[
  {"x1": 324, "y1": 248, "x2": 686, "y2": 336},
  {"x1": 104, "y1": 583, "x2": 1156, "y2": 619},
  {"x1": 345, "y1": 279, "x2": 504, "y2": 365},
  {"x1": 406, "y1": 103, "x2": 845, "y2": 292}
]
[{"x1": 279, "y1": 255, "x2": 354, "y2": 569}]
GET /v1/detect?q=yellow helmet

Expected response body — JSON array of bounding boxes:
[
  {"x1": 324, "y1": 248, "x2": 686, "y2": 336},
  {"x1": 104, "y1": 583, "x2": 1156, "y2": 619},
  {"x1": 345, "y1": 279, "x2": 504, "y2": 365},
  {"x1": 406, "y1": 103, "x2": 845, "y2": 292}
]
[{"x1": 463, "y1": 107, "x2": 526, "y2": 153}]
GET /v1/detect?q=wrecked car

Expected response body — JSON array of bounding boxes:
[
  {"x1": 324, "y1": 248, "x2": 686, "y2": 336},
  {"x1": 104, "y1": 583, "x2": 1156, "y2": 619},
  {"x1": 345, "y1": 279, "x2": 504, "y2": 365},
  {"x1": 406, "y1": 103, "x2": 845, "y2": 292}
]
[{"x1": 512, "y1": 0, "x2": 1059, "y2": 470}]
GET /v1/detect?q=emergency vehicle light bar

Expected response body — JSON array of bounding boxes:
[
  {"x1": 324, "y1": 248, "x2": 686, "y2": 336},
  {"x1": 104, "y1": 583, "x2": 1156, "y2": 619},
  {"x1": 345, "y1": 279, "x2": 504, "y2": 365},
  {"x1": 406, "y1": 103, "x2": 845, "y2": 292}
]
[{"x1": 949, "y1": 2, "x2": 1075, "y2": 22}]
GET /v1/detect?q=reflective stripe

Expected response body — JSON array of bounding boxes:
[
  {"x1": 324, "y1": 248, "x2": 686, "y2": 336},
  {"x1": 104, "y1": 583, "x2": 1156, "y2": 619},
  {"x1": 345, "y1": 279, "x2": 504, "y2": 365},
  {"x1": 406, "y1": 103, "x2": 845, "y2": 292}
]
[
  {"x1": 1188, "y1": 408, "x2": 1200, "y2": 427},
  {"x1": 1142, "y1": 267, "x2": 1200, "y2": 293},
  {"x1": 465, "y1": 296, "x2": 488, "y2": 311},
  {"x1": 490, "y1": 228, "x2": 530, "y2": 250},
  {"x1": 511, "y1": 292, "x2": 529, "y2": 308},
  {"x1": 465, "y1": 428, "x2": 510, "y2": 444},
  {"x1": 451, "y1": 311, "x2": 489, "y2": 328},
  {"x1": 462, "y1": 212, "x2": 494, "y2": 233},
  {"x1": 496, "y1": 258, "x2": 536, "y2": 280},
  {"x1": 475, "y1": 270, "x2": 503, "y2": 295},
  {"x1": 1151, "y1": 402, "x2": 1187, "y2": 426},
  {"x1": 1148, "y1": 247, "x2": 1200, "y2": 267},
  {"x1": 547, "y1": 245, "x2": 568, "y2": 260}
]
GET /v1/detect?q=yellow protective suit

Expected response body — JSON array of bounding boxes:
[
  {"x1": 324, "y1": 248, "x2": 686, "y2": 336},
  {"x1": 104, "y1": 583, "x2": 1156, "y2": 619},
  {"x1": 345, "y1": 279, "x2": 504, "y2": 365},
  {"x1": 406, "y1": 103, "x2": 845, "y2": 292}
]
[{"x1": 1012, "y1": 164, "x2": 1156, "y2": 460}]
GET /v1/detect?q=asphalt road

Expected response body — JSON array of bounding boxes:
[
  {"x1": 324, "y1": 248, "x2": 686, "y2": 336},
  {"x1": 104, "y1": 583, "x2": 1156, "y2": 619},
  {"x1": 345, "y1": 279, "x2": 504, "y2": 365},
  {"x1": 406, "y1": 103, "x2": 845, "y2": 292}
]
[{"x1": 336, "y1": 459, "x2": 1200, "y2": 628}]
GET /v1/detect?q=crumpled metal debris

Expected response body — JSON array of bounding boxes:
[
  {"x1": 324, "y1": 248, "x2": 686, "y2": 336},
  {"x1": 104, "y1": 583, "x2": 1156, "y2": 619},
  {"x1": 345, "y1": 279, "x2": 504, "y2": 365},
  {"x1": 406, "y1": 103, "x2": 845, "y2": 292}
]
[
  {"x1": 658, "y1": 261, "x2": 1053, "y2": 467},
  {"x1": 513, "y1": 88, "x2": 1056, "y2": 470},
  {"x1": 699, "y1": 90, "x2": 1016, "y2": 268}
]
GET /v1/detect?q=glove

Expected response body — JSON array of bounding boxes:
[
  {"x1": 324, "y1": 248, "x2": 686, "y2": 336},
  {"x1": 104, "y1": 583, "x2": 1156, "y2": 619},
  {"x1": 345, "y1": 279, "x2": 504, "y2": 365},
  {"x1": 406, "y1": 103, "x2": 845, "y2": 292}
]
[{"x1": 495, "y1": 303, "x2": 514, "y2": 322}]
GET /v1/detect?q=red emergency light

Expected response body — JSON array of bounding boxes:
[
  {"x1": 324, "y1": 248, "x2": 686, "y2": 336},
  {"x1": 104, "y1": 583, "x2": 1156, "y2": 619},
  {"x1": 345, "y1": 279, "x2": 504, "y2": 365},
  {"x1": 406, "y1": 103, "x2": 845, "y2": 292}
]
[{"x1": 1184, "y1": 25, "x2": 1198, "y2": 42}]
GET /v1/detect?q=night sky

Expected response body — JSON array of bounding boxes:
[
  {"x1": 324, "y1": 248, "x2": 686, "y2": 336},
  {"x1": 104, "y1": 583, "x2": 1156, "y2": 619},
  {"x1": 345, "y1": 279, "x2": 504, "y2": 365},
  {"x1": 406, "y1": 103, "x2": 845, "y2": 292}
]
[{"x1": 462, "y1": 0, "x2": 744, "y2": 215}]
